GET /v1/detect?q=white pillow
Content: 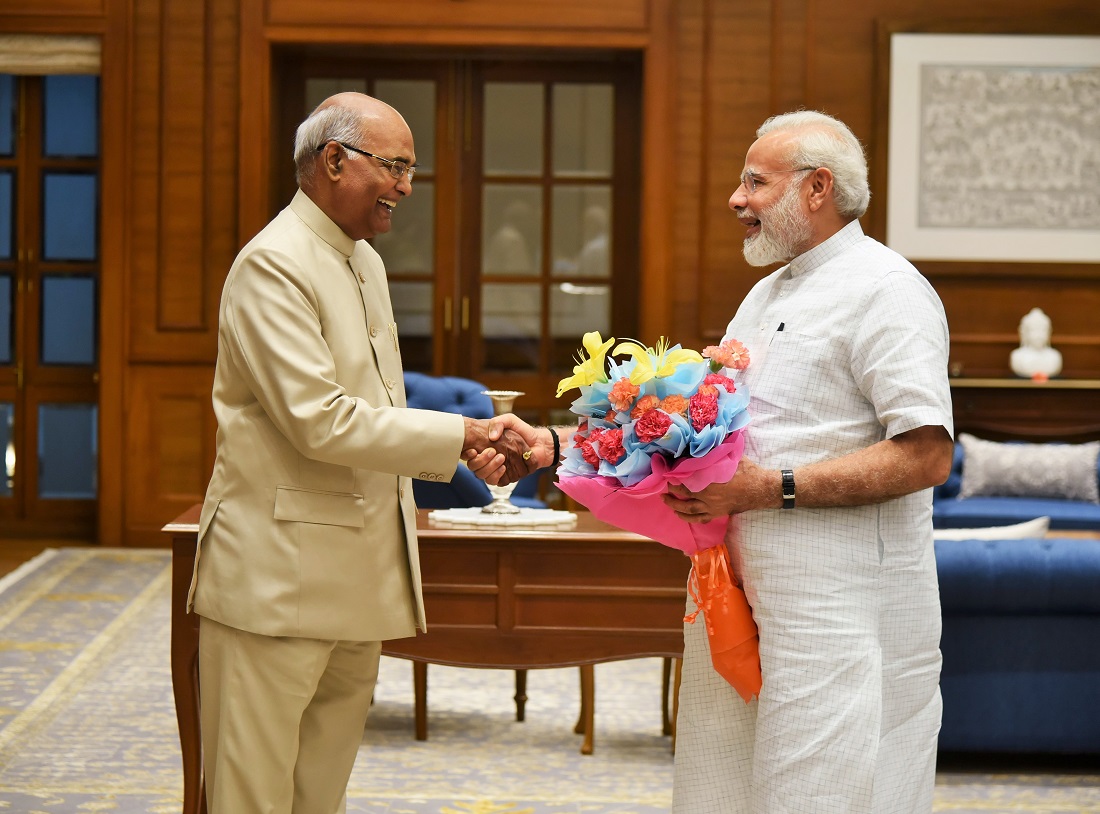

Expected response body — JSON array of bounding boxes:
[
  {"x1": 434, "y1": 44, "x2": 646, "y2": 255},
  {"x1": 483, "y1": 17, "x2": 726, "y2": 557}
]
[
  {"x1": 933, "y1": 516, "x2": 1050, "y2": 541},
  {"x1": 958, "y1": 433, "x2": 1100, "y2": 503}
]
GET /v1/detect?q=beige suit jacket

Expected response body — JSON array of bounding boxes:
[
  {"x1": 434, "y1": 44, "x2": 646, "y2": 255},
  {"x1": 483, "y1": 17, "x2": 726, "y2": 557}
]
[{"x1": 188, "y1": 190, "x2": 464, "y2": 641}]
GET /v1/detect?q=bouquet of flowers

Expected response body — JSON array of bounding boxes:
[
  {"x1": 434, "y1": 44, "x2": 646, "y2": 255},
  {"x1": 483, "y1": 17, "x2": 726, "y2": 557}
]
[{"x1": 555, "y1": 332, "x2": 762, "y2": 702}]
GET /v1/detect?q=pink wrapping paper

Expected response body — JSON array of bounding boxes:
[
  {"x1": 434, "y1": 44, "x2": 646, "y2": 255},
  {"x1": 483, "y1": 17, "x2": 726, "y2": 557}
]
[
  {"x1": 557, "y1": 429, "x2": 761, "y2": 702},
  {"x1": 556, "y1": 431, "x2": 746, "y2": 554}
]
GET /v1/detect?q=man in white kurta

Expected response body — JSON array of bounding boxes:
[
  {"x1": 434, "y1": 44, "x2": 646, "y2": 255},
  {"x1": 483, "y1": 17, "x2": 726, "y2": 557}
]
[{"x1": 667, "y1": 112, "x2": 954, "y2": 814}]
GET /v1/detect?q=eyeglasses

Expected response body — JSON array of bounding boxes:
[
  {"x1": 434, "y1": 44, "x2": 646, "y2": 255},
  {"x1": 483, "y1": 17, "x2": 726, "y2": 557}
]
[
  {"x1": 739, "y1": 166, "x2": 815, "y2": 194},
  {"x1": 319, "y1": 141, "x2": 417, "y2": 181}
]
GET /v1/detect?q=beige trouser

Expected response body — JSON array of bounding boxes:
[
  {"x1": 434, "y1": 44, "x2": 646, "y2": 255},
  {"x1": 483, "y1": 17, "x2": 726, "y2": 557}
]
[{"x1": 198, "y1": 616, "x2": 382, "y2": 814}]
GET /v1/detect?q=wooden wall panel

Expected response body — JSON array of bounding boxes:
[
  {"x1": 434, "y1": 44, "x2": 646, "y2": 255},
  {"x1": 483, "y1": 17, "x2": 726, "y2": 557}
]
[
  {"x1": 674, "y1": 0, "x2": 1100, "y2": 376},
  {"x1": 690, "y1": 1, "x2": 779, "y2": 345},
  {"x1": 668, "y1": 0, "x2": 705, "y2": 338},
  {"x1": 809, "y1": 2, "x2": 1100, "y2": 379},
  {"x1": 128, "y1": 0, "x2": 238, "y2": 363},
  {"x1": 935, "y1": 276, "x2": 1100, "y2": 379},
  {"x1": 124, "y1": 365, "x2": 216, "y2": 545},
  {"x1": 264, "y1": 0, "x2": 649, "y2": 31},
  {"x1": 9, "y1": 0, "x2": 1098, "y2": 545},
  {"x1": 0, "y1": 0, "x2": 104, "y2": 15}
]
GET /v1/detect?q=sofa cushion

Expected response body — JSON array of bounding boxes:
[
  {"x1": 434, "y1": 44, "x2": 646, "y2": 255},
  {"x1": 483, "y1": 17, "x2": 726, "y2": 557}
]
[
  {"x1": 933, "y1": 495, "x2": 1100, "y2": 530},
  {"x1": 957, "y1": 433, "x2": 1100, "y2": 503},
  {"x1": 933, "y1": 516, "x2": 1049, "y2": 541},
  {"x1": 935, "y1": 538, "x2": 1100, "y2": 613}
]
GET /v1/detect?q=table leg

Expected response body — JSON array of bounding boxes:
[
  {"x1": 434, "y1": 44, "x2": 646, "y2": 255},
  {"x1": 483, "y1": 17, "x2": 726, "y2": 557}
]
[
  {"x1": 413, "y1": 660, "x2": 428, "y2": 740},
  {"x1": 579, "y1": 664, "x2": 595, "y2": 755},
  {"x1": 514, "y1": 669, "x2": 528, "y2": 721},
  {"x1": 671, "y1": 656, "x2": 682, "y2": 754},
  {"x1": 171, "y1": 538, "x2": 207, "y2": 814},
  {"x1": 661, "y1": 656, "x2": 673, "y2": 735}
]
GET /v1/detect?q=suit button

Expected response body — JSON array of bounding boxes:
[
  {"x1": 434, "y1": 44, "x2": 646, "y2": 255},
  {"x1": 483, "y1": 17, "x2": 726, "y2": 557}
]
[
  {"x1": 385, "y1": 378, "x2": 396, "y2": 389},
  {"x1": 400, "y1": 488, "x2": 405, "y2": 499},
  {"x1": 370, "y1": 325, "x2": 379, "y2": 337}
]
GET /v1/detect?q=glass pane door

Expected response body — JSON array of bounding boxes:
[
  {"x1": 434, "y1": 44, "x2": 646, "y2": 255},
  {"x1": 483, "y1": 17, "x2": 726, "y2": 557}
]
[{"x1": 0, "y1": 74, "x2": 100, "y2": 536}]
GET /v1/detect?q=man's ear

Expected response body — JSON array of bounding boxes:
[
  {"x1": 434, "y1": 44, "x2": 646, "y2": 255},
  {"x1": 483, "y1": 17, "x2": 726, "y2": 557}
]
[
  {"x1": 805, "y1": 167, "x2": 834, "y2": 213},
  {"x1": 321, "y1": 143, "x2": 343, "y2": 180}
]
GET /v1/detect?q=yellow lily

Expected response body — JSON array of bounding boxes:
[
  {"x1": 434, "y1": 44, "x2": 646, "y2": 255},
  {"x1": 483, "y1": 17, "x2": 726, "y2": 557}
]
[
  {"x1": 556, "y1": 331, "x2": 616, "y2": 397},
  {"x1": 612, "y1": 337, "x2": 703, "y2": 385}
]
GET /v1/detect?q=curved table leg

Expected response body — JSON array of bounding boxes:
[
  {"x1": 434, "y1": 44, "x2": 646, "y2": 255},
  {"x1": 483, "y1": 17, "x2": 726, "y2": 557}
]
[
  {"x1": 578, "y1": 664, "x2": 595, "y2": 755},
  {"x1": 514, "y1": 669, "x2": 528, "y2": 721}
]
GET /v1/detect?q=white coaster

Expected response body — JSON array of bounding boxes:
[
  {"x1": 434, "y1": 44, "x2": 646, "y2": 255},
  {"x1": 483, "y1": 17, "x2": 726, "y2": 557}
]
[{"x1": 428, "y1": 507, "x2": 578, "y2": 529}]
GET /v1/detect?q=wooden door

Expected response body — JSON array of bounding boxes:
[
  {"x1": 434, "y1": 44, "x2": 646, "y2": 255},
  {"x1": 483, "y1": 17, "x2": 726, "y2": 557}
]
[{"x1": 272, "y1": 49, "x2": 642, "y2": 427}]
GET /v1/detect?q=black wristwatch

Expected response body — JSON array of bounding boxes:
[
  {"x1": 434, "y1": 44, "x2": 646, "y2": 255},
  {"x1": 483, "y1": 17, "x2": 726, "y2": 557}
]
[{"x1": 781, "y1": 469, "x2": 796, "y2": 510}]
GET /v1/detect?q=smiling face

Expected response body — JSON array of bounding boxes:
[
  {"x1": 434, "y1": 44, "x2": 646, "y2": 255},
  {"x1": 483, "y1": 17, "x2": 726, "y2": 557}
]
[
  {"x1": 312, "y1": 99, "x2": 415, "y2": 242},
  {"x1": 729, "y1": 132, "x2": 815, "y2": 267}
]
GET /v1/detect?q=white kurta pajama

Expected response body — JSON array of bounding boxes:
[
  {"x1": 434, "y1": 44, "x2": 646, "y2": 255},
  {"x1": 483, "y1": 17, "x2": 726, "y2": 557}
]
[{"x1": 673, "y1": 221, "x2": 953, "y2": 814}]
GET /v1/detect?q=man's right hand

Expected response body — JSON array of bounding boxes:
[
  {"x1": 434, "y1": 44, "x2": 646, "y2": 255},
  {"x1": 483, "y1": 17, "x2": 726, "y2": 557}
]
[
  {"x1": 462, "y1": 417, "x2": 536, "y2": 486},
  {"x1": 464, "y1": 415, "x2": 559, "y2": 485}
]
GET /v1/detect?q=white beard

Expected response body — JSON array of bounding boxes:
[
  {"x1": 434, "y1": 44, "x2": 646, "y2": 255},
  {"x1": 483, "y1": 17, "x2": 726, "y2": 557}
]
[{"x1": 742, "y1": 181, "x2": 813, "y2": 267}]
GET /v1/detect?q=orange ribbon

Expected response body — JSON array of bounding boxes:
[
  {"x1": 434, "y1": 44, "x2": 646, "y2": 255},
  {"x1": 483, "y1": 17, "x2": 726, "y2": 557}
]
[{"x1": 684, "y1": 545, "x2": 761, "y2": 703}]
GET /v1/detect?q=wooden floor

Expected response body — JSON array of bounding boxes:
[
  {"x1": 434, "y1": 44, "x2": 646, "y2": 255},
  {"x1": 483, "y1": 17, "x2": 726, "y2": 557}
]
[{"x1": 0, "y1": 539, "x2": 95, "y2": 578}]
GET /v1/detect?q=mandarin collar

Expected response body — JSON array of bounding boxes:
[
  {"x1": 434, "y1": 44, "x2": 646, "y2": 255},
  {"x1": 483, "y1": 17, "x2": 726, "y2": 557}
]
[
  {"x1": 786, "y1": 219, "x2": 864, "y2": 278},
  {"x1": 289, "y1": 189, "x2": 357, "y2": 258}
]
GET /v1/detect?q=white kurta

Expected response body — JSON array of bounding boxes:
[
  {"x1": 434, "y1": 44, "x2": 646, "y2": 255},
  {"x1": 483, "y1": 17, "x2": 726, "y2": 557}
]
[{"x1": 673, "y1": 221, "x2": 954, "y2": 814}]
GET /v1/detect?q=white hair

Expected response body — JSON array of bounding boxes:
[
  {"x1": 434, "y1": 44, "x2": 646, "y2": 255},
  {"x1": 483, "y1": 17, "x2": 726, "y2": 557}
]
[
  {"x1": 757, "y1": 110, "x2": 870, "y2": 219},
  {"x1": 293, "y1": 103, "x2": 366, "y2": 186}
]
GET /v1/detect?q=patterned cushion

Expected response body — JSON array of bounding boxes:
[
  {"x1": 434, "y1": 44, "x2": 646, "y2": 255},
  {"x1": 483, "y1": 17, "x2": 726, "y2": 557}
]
[{"x1": 958, "y1": 433, "x2": 1100, "y2": 503}]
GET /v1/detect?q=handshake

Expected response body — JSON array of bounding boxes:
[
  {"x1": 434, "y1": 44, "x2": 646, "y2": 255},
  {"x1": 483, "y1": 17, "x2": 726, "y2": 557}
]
[{"x1": 461, "y1": 416, "x2": 561, "y2": 487}]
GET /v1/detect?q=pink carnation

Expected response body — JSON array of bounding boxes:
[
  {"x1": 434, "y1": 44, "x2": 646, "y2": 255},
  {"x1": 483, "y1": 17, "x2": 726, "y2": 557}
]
[
  {"x1": 635, "y1": 409, "x2": 672, "y2": 443},
  {"x1": 630, "y1": 394, "x2": 660, "y2": 420},
  {"x1": 704, "y1": 373, "x2": 737, "y2": 394},
  {"x1": 609, "y1": 379, "x2": 641, "y2": 412},
  {"x1": 690, "y1": 390, "x2": 719, "y2": 431},
  {"x1": 596, "y1": 428, "x2": 626, "y2": 464}
]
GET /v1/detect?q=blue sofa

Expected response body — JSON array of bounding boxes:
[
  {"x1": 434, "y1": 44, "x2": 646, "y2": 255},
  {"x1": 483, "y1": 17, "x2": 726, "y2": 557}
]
[
  {"x1": 936, "y1": 536, "x2": 1100, "y2": 754},
  {"x1": 402, "y1": 371, "x2": 546, "y2": 510},
  {"x1": 933, "y1": 443, "x2": 1100, "y2": 531}
]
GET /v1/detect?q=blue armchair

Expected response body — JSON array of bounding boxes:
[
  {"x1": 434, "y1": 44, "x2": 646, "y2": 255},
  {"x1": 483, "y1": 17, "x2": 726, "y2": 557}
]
[{"x1": 402, "y1": 371, "x2": 546, "y2": 510}]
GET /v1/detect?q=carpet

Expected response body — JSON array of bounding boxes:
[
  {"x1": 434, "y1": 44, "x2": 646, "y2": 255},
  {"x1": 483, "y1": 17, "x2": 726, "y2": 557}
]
[{"x1": 0, "y1": 548, "x2": 1096, "y2": 813}]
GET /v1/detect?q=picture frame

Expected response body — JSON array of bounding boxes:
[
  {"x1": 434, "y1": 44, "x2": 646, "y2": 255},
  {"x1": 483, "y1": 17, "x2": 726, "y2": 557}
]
[{"x1": 883, "y1": 32, "x2": 1100, "y2": 263}]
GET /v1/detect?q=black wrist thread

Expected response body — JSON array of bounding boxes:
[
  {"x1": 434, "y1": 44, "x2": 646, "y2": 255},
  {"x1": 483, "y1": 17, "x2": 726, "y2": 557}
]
[{"x1": 548, "y1": 427, "x2": 561, "y2": 470}]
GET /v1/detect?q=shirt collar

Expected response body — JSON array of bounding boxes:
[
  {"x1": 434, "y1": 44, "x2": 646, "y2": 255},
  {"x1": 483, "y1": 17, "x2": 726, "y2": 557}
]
[
  {"x1": 290, "y1": 189, "x2": 356, "y2": 258},
  {"x1": 787, "y1": 219, "x2": 864, "y2": 277}
]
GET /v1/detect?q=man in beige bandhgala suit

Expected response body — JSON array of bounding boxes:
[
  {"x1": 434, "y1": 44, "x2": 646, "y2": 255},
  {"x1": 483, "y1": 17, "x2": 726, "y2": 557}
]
[{"x1": 188, "y1": 93, "x2": 530, "y2": 814}]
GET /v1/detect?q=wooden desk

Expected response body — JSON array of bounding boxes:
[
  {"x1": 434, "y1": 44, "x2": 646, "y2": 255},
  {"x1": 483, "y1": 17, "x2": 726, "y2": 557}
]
[{"x1": 164, "y1": 506, "x2": 690, "y2": 814}]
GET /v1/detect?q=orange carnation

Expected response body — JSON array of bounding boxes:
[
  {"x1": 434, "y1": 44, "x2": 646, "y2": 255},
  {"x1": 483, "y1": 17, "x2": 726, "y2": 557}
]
[
  {"x1": 659, "y1": 394, "x2": 690, "y2": 417},
  {"x1": 609, "y1": 378, "x2": 641, "y2": 412},
  {"x1": 630, "y1": 394, "x2": 660, "y2": 420}
]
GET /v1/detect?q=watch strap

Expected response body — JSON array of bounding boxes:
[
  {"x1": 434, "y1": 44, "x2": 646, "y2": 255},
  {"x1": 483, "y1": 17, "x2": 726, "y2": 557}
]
[{"x1": 781, "y1": 469, "x2": 795, "y2": 510}]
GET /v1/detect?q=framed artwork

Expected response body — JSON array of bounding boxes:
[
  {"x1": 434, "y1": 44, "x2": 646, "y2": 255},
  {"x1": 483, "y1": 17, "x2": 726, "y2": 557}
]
[{"x1": 885, "y1": 33, "x2": 1100, "y2": 263}]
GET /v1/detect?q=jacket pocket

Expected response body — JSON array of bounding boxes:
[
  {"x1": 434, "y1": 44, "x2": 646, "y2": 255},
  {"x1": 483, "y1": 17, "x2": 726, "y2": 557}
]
[{"x1": 273, "y1": 485, "x2": 365, "y2": 528}]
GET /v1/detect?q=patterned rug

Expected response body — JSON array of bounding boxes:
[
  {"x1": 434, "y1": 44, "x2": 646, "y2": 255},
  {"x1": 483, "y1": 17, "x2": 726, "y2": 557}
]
[{"x1": 0, "y1": 548, "x2": 1097, "y2": 813}]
